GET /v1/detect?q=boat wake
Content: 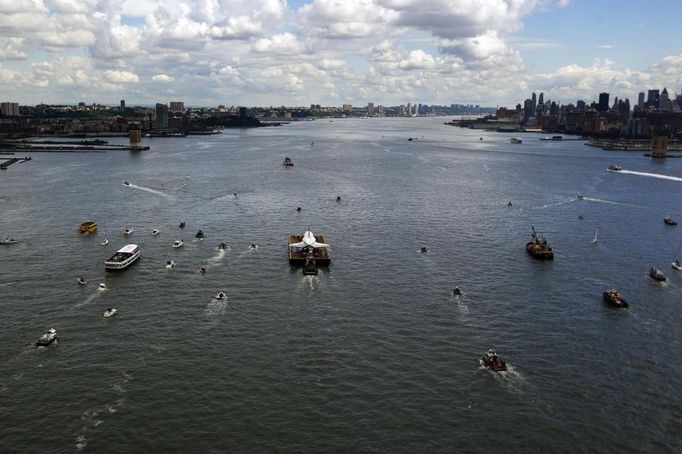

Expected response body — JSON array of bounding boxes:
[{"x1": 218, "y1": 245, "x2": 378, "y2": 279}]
[
  {"x1": 533, "y1": 199, "x2": 574, "y2": 210},
  {"x1": 123, "y1": 182, "x2": 175, "y2": 200},
  {"x1": 617, "y1": 170, "x2": 682, "y2": 183},
  {"x1": 207, "y1": 249, "x2": 228, "y2": 265},
  {"x1": 579, "y1": 196, "x2": 633, "y2": 207},
  {"x1": 72, "y1": 291, "x2": 102, "y2": 309},
  {"x1": 205, "y1": 298, "x2": 228, "y2": 317},
  {"x1": 299, "y1": 274, "x2": 318, "y2": 291}
]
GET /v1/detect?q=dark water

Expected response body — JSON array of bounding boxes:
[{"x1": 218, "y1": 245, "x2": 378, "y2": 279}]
[{"x1": 2, "y1": 118, "x2": 682, "y2": 452}]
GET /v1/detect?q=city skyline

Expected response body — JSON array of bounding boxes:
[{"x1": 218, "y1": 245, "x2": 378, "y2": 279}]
[{"x1": 1, "y1": 0, "x2": 681, "y2": 106}]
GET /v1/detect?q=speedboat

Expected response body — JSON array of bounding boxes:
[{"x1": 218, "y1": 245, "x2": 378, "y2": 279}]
[
  {"x1": 165, "y1": 260, "x2": 175, "y2": 269},
  {"x1": 420, "y1": 246, "x2": 428, "y2": 253},
  {"x1": 608, "y1": 164, "x2": 622, "y2": 172},
  {"x1": 151, "y1": 229, "x2": 160, "y2": 236},
  {"x1": 98, "y1": 283, "x2": 107, "y2": 291},
  {"x1": 672, "y1": 260, "x2": 682, "y2": 271},
  {"x1": 296, "y1": 207, "x2": 302, "y2": 212},
  {"x1": 510, "y1": 137, "x2": 523, "y2": 144},
  {"x1": 101, "y1": 237, "x2": 109, "y2": 246},
  {"x1": 77, "y1": 276, "x2": 87, "y2": 285},
  {"x1": 105, "y1": 244, "x2": 140, "y2": 270},
  {"x1": 103, "y1": 308, "x2": 118, "y2": 318},
  {"x1": 216, "y1": 291, "x2": 226, "y2": 301},
  {"x1": 664, "y1": 217, "x2": 677, "y2": 226},
  {"x1": 249, "y1": 243, "x2": 258, "y2": 250},
  {"x1": 199, "y1": 266, "x2": 207, "y2": 274},
  {"x1": 526, "y1": 227, "x2": 554, "y2": 260},
  {"x1": 36, "y1": 328, "x2": 58, "y2": 346},
  {"x1": 336, "y1": 196, "x2": 341, "y2": 202},
  {"x1": 0, "y1": 236, "x2": 19, "y2": 245},
  {"x1": 480, "y1": 348, "x2": 507, "y2": 372},
  {"x1": 173, "y1": 240, "x2": 184, "y2": 248},
  {"x1": 218, "y1": 242, "x2": 227, "y2": 250},
  {"x1": 452, "y1": 287, "x2": 462, "y2": 296},
  {"x1": 122, "y1": 181, "x2": 130, "y2": 186},
  {"x1": 303, "y1": 257, "x2": 318, "y2": 275},
  {"x1": 603, "y1": 289, "x2": 628, "y2": 308},
  {"x1": 576, "y1": 194, "x2": 584, "y2": 200},
  {"x1": 283, "y1": 157, "x2": 294, "y2": 167},
  {"x1": 195, "y1": 230, "x2": 204, "y2": 240},
  {"x1": 650, "y1": 267, "x2": 667, "y2": 281},
  {"x1": 179, "y1": 222, "x2": 186, "y2": 229},
  {"x1": 123, "y1": 227, "x2": 134, "y2": 235}
]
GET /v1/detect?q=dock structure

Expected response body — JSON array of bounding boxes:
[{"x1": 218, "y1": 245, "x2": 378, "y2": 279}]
[
  {"x1": 288, "y1": 234, "x2": 331, "y2": 265},
  {"x1": 0, "y1": 156, "x2": 31, "y2": 169}
]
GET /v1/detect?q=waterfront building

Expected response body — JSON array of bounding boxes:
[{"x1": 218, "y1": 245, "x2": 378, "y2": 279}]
[
  {"x1": 120, "y1": 99, "x2": 125, "y2": 109},
  {"x1": 1, "y1": 102, "x2": 20, "y2": 116},
  {"x1": 342, "y1": 104, "x2": 352, "y2": 112},
  {"x1": 367, "y1": 102, "x2": 374, "y2": 115},
  {"x1": 598, "y1": 93, "x2": 610, "y2": 112},
  {"x1": 647, "y1": 90, "x2": 660, "y2": 109},
  {"x1": 155, "y1": 103, "x2": 168, "y2": 129},
  {"x1": 170, "y1": 101, "x2": 185, "y2": 112}
]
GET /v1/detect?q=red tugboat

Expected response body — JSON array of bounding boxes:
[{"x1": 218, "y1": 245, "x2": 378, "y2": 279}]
[
  {"x1": 283, "y1": 157, "x2": 294, "y2": 167},
  {"x1": 602, "y1": 289, "x2": 628, "y2": 308},
  {"x1": 480, "y1": 348, "x2": 507, "y2": 372},
  {"x1": 526, "y1": 227, "x2": 554, "y2": 260}
]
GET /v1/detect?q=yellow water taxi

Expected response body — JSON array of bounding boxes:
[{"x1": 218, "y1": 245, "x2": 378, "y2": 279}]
[{"x1": 78, "y1": 221, "x2": 98, "y2": 234}]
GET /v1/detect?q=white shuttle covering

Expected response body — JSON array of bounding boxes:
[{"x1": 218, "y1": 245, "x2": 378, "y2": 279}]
[{"x1": 289, "y1": 231, "x2": 328, "y2": 248}]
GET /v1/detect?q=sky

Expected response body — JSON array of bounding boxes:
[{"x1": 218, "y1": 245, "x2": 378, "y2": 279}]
[{"x1": 0, "y1": 0, "x2": 681, "y2": 107}]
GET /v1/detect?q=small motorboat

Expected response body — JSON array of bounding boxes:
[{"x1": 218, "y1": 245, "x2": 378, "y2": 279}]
[
  {"x1": 452, "y1": 287, "x2": 462, "y2": 296},
  {"x1": 650, "y1": 267, "x2": 667, "y2": 281},
  {"x1": 336, "y1": 196, "x2": 341, "y2": 202},
  {"x1": 165, "y1": 260, "x2": 175, "y2": 269},
  {"x1": 173, "y1": 240, "x2": 184, "y2": 248},
  {"x1": 218, "y1": 242, "x2": 227, "y2": 250},
  {"x1": 296, "y1": 207, "x2": 302, "y2": 212},
  {"x1": 303, "y1": 257, "x2": 318, "y2": 275},
  {"x1": 199, "y1": 266, "x2": 207, "y2": 274},
  {"x1": 672, "y1": 260, "x2": 682, "y2": 271},
  {"x1": 216, "y1": 291, "x2": 227, "y2": 301},
  {"x1": 479, "y1": 137, "x2": 483, "y2": 141},
  {"x1": 103, "y1": 308, "x2": 118, "y2": 318},
  {"x1": 592, "y1": 229, "x2": 598, "y2": 245},
  {"x1": 100, "y1": 237, "x2": 109, "y2": 246},
  {"x1": 664, "y1": 217, "x2": 677, "y2": 226},
  {"x1": 420, "y1": 246, "x2": 427, "y2": 253},
  {"x1": 507, "y1": 201, "x2": 513, "y2": 207},
  {"x1": 233, "y1": 193, "x2": 239, "y2": 197},
  {"x1": 0, "y1": 236, "x2": 20, "y2": 245},
  {"x1": 77, "y1": 276, "x2": 87, "y2": 285},
  {"x1": 123, "y1": 227, "x2": 134, "y2": 235},
  {"x1": 36, "y1": 328, "x2": 58, "y2": 347},
  {"x1": 195, "y1": 230, "x2": 204, "y2": 239},
  {"x1": 122, "y1": 181, "x2": 130, "y2": 186},
  {"x1": 98, "y1": 283, "x2": 107, "y2": 291},
  {"x1": 603, "y1": 289, "x2": 628, "y2": 308},
  {"x1": 283, "y1": 157, "x2": 294, "y2": 167},
  {"x1": 249, "y1": 243, "x2": 258, "y2": 250},
  {"x1": 608, "y1": 164, "x2": 622, "y2": 172},
  {"x1": 510, "y1": 137, "x2": 523, "y2": 144},
  {"x1": 151, "y1": 229, "x2": 160, "y2": 236},
  {"x1": 480, "y1": 348, "x2": 507, "y2": 372},
  {"x1": 179, "y1": 222, "x2": 186, "y2": 229},
  {"x1": 576, "y1": 194, "x2": 584, "y2": 200}
]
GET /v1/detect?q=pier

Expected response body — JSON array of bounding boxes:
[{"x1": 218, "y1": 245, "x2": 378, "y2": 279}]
[{"x1": 0, "y1": 156, "x2": 31, "y2": 170}]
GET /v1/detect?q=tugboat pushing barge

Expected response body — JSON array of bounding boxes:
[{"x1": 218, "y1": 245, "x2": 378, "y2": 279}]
[{"x1": 288, "y1": 230, "x2": 330, "y2": 270}]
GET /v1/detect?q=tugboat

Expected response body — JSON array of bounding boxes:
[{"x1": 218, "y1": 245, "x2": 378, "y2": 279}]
[
  {"x1": 216, "y1": 291, "x2": 226, "y2": 301},
  {"x1": 608, "y1": 164, "x2": 622, "y2": 172},
  {"x1": 36, "y1": 328, "x2": 58, "y2": 347},
  {"x1": 303, "y1": 256, "x2": 318, "y2": 275},
  {"x1": 480, "y1": 348, "x2": 507, "y2": 372},
  {"x1": 218, "y1": 242, "x2": 227, "y2": 250},
  {"x1": 650, "y1": 267, "x2": 667, "y2": 281},
  {"x1": 172, "y1": 240, "x2": 184, "y2": 248},
  {"x1": 283, "y1": 157, "x2": 294, "y2": 167},
  {"x1": 179, "y1": 222, "x2": 186, "y2": 229},
  {"x1": 165, "y1": 260, "x2": 175, "y2": 269},
  {"x1": 526, "y1": 227, "x2": 554, "y2": 260},
  {"x1": 664, "y1": 217, "x2": 677, "y2": 226},
  {"x1": 103, "y1": 308, "x2": 118, "y2": 318},
  {"x1": 602, "y1": 289, "x2": 628, "y2": 308},
  {"x1": 195, "y1": 230, "x2": 204, "y2": 240},
  {"x1": 77, "y1": 276, "x2": 87, "y2": 286},
  {"x1": 672, "y1": 259, "x2": 682, "y2": 271}
]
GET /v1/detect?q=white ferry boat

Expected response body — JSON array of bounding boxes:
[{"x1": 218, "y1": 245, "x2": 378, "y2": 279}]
[{"x1": 105, "y1": 244, "x2": 140, "y2": 270}]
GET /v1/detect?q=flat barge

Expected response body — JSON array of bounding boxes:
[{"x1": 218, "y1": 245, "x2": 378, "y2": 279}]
[{"x1": 288, "y1": 234, "x2": 331, "y2": 265}]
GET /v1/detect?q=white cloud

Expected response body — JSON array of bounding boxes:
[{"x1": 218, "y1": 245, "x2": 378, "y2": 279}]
[
  {"x1": 152, "y1": 74, "x2": 175, "y2": 82},
  {"x1": 253, "y1": 33, "x2": 304, "y2": 54},
  {"x1": 103, "y1": 69, "x2": 140, "y2": 83},
  {"x1": 398, "y1": 50, "x2": 438, "y2": 70}
]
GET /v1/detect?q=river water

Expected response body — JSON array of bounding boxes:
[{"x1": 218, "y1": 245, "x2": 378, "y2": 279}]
[{"x1": 1, "y1": 118, "x2": 681, "y2": 452}]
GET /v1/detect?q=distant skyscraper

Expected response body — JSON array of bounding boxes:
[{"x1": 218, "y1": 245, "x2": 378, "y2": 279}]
[
  {"x1": 660, "y1": 88, "x2": 673, "y2": 112},
  {"x1": 637, "y1": 92, "x2": 645, "y2": 108},
  {"x1": 0, "y1": 102, "x2": 20, "y2": 116},
  {"x1": 538, "y1": 92, "x2": 544, "y2": 107},
  {"x1": 169, "y1": 101, "x2": 184, "y2": 113},
  {"x1": 531, "y1": 92, "x2": 537, "y2": 115},
  {"x1": 647, "y1": 89, "x2": 660, "y2": 108},
  {"x1": 367, "y1": 102, "x2": 374, "y2": 114},
  {"x1": 120, "y1": 99, "x2": 125, "y2": 109},
  {"x1": 598, "y1": 93, "x2": 610, "y2": 112},
  {"x1": 155, "y1": 103, "x2": 168, "y2": 129}
]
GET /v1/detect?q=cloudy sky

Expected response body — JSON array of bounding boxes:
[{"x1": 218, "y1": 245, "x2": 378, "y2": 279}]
[{"x1": 0, "y1": 0, "x2": 681, "y2": 107}]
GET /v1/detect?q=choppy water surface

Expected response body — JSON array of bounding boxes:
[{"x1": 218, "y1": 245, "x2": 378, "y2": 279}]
[{"x1": 2, "y1": 118, "x2": 682, "y2": 452}]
